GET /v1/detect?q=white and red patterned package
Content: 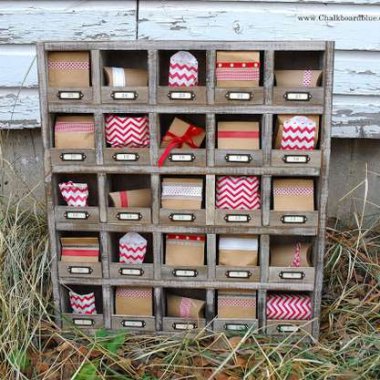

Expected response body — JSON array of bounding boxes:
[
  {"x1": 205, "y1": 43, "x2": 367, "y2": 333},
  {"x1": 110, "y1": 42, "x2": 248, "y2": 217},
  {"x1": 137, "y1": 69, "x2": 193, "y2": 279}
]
[
  {"x1": 267, "y1": 293, "x2": 311, "y2": 320},
  {"x1": 69, "y1": 290, "x2": 97, "y2": 315},
  {"x1": 168, "y1": 51, "x2": 198, "y2": 87},
  {"x1": 59, "y1": 181, "x2": 89, "y2": 207},
  {"x1": 119, "y1": 232, "x2": 147, "y2": 264}
]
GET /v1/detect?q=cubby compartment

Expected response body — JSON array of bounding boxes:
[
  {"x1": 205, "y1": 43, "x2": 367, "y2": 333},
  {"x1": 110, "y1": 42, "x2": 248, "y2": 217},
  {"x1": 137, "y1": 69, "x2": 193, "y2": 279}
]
[
  {"x1": 158, "y1": 50, "x2": 207, "y2": 104},
  {"x1": 53, "y1": 173, "x2": 99, "y2": 223},
  {"x1": 61, "y1": 285, "x2": 104, "y2": 329},
  {"x1": 215, "y1": 50, "x2": 264, "y2": 105},
  {"x1": 108, "y1": 232, "x2": 154, "y2": 280},
  {"x1": 111, "y1": 286, "x2": 155, "y2": 331},
  {"x1": 100, "y1": 50, "x2": 149, "y2": 104},
  {"x1": 103, "y1": 113, "x2": 151, "y2": 165},
  {"x1": 106, "y1": 174, "x2": 152, "y2": 225},
  {"x1": 161, "y1": 233, "x2": 207, "y2": 281},
  {"x1": 215, "y1": 114, "x2": 263, "y2": 167},
  {"x1": 157, "y1": 114, "x2": 206, "y2": 167},
  {"x1": 273, "y1": 50, "x2": 324, "y2": 106},
  {"x1": 47, "y1": 50, "x2": 93, "y2": 103}
]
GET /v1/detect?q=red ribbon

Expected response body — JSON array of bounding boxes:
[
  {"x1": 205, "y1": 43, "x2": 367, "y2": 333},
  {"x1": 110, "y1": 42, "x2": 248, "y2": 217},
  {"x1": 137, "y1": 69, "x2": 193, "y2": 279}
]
[
  {"x1": 120, "y1": 191, "x2": 128, "y2": 207},
  {"x1": 158, "y1": 124, "x2": 204, "y2": 167}
]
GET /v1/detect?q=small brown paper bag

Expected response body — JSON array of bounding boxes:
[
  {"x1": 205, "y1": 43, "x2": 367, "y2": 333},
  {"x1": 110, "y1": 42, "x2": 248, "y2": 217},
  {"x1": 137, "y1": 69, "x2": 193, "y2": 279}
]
[
  {"x1": 275, "y1": 70, "x2": 322, "y2": 87},
  {"x1": 60, "y1": 237, "x2": 99, "y2": 263},
  {"x1": 270, "y1": 242, "x2": 312, "y2": 267},
  {"x1": 115, "y1": 287, "x2": 152, "y2": 316},
  {"x1": 167, "y1": 294, "x2": 205, "y2": 318},
  {"x1": 109, "y1": 188, "x2": 151, "y2": 208},
  {"x1": 165, "y1": 234, "x2": 205, "y2": 266},
  {"x1": 273, "y1": 179, "x2": 314, "y2": 211},
  {"x1": 217, "y1": 121, "x2": 260, "y2": 150},
  {"x1": 104, "y1": 67, "x2": 148, "y2": 87},
  {"x1": 218, "y1": 289, "x2": 257, "y2": 318},
  {"x1": 218, "y1": 235, "x2": 258, "y2": 266}
]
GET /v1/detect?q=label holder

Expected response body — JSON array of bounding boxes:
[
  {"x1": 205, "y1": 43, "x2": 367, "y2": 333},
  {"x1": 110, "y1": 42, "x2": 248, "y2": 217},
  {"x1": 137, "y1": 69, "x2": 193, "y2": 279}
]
[
  {"x1": 68, "y1": 266, "x2": 93, "y2": 275},
  {"x1": 225, "y1": 270, "x2": 252, "y2": 279},
  {"x1": 60, "y1": 152, "x2": 86, "y2": 162},
  {"x1": 72, "y1": 318, "x2": 94, "y2": 326},
  {"x1": 225, "y1": 91, "x2": 252, "y2": 101},
  {"x1": 282, "y1": 154, "x2": 311, "y2": 164},
  {"x1": 64, "y1": 211, "x2": 89, "y2": 220},
  {"x1": 169, "y1": 213, "x2": 196, "y2": 222},
  {"x1": 172, "y1": 269, "x2": 198, "y2": 278},
  {"x1": 224, "y1": 323, "x2": 249, "y2": 331},
  {"x1": 277, "y1": 324, "x2": 300, "y2": 333},
  {"x1": 281, "y1": 215, "x2": 308, "y2": 224},
  {"x1": 121, "y1": 320, "x2": 146, "y2": 328},
  {"x1": 224, "y1": 214, "x2": 251, "y2": 223},
  {"x1": 172, "y1": 322, "x2": 197, "y2": 330},
  {"x1": 284, "y1": 91, "x2": 312, "y2": 102},
  {"x1": 225, "y1": 153, "x2": 252, "y2": 163},
  {"x1": 111, "y1": 91, "x2": 138, "y2": 100},
  {"x1": 279, "y1": 271, "x2": 305, "y2": 280},
  {"x1": 112, "y1": 152, "x2": 140, "y2": 162},
  {"x1": 169, "y1": 153, "x2": 195, "y2": 162},
  {"x1": 119, "y1": 268, "x2": 144, "y2": 277},
  {"x1": 168, "y1": 91, "x2": 195, "y2": 100},
  {"x1": 116, "y1": 212, "x2": 143, "y2": 221},
  {"x1": 57, "y1": 90, "x2": 84, "y2": 100}
]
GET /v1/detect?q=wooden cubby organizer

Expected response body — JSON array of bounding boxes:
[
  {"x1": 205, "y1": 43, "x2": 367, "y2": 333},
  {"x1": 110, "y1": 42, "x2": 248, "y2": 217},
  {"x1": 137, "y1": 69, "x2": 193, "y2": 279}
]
[{"x1": 38, "y1": 41, "x2": 334, "y2": 339}]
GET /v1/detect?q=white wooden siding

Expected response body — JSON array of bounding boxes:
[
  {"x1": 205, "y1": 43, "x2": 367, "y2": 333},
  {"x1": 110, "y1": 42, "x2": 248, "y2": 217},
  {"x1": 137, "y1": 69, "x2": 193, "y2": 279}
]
[{"x1": 1, "y1": 0, "x2": 380, "y2": 137}]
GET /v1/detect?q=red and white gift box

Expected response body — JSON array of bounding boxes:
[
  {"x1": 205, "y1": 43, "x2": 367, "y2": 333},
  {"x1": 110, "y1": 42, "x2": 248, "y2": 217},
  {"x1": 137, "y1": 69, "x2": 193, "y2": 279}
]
[
  {"x1": 69, "y1": 290, "x2": 97, "y2": 315},
  {"x1": 119, "y1": 232, "x2": 148, "y2": 264},
  {"x1": 59, "y1": 181, "x2": 89, "y2": 207},
  {"x1": 267, "y1": 294, "x2": 311, "y2": 320},
  {"x1": 168, "y1": 51, "x2": 198, "y2": 87},
  {"x1": 105, "y1": 115, "x2": 150, "y2": 148},
  {"x1": 216, "y1": 176, "x2": 261, "y2": 210}
]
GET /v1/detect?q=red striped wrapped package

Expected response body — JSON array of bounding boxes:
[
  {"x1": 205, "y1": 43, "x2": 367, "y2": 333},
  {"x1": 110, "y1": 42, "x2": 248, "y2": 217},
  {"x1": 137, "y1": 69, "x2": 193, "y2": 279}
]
[
  {"x1": 119, "y1": 232, "x2": 148, "y2": 264},
  {"x1": 69, "y1": 290, "x2": 97, "y2": 315},
  {"x1": 60, "y1": 237, "x2": 99, "y2": 263},
  {"x1": 59, "y1": 181, "x2": 89, "y2": 207},
  {"x1": 217, "y1": 121, "x2": 260, "y2": 150},
  {"x1": 109, "y1": 188, "x2": 151, "y2": 208},
  {"x1": 267, "y1": 294, "x2": 311, "y2": 320},
  {"x1": 168, "y1": 51, "x2": 198, "y2": 87}
]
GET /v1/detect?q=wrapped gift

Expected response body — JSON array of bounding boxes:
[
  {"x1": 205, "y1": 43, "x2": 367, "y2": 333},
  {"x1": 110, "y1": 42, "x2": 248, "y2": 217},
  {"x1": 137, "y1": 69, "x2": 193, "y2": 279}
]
[
  {"x1": 165, "y1": 234, "x2": 205, "y2": 266},
  {"x1": 105, "y1": 115, "x2": 150, "y2": 148},
  {"x1": 54, "y1": 115, "x2": 95, "y2": 149},
  {"x1": 69, "y1": 290, "x2": 97, "y2": 315},
  {"x1": 218, "y1": 290, "x2": 257, "y2": 318},
  {"x1": 59, "y1": 181, "x2": 89, "y2": 207},
  {"x1": 216, "y1": 176, "x2": 260, "y2": 210},
  {"x1": 217, "y1": 121, "x2": 260, "y2": 150},
  {"x1": 104, "y1": 67, "x2": 148, "y2": 87},
  {"x1": 274, "y1": 115, "x2": 319, "y2": 150},
  {"x1": 115, "y1": 287, "x2": 152, "y2": 316},
  {"x1": 158, "y1": 117, "x2": 205, "y2": 167},
  {"x1": 216, "y1": 51, "x2": 260, "y2": 88},
  {"x1": 275, "y1": 70, "x2": 322, "y2": 87},
  {"x1": 161, "y1": 178, "x2": 203, "y2": 209},
  {"x1": 48, "y1": 51, "x2": 90, "y2": 87},
  {"x1": 273, "y1": 179, "x2": 314, "y2": 211},
  {"x1": 168, "y1": 51, "x2": 198, "y2": 87},
  {"x1": 270, "y1": 242, "x2": 312, "y2": 267},
  {"x1": 119, "y1": 232, "x2": 147, "y2": 264},
  {"x1": 167, "y1": 294, "x2": 205, "y2": 318},
  {"x1": 60, "y1": 237, "x2": 99, "y2": 263},
  {"x1": 109, "y1": 188, "x2": 151, "y2": 208},
  {"x1": 267, "y1": 294, "x2": 311, "y2": 320},
  {"x1": 218, "y1": 235, "x2": 258, "y2": 266}
]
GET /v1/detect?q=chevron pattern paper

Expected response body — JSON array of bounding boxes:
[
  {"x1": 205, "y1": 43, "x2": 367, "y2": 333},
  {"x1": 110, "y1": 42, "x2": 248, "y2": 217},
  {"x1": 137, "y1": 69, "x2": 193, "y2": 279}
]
[
  {"x1": 216, "y1": 176, "x2": 261, "y2": 210},
  {"x1": 69, "y1": 290, "x2": 97, "y2": 315},
  {"x1": 119, "y1": 232, "x2": 147, "y2": 264},
  {"x1": 105, "y1": 115, "x2": 150, "y2": 148},
  {"x1": 267, "y1": 294, "x2": 311, "y2": 320},
  {"x1": 280, "y1": 116, "x2": 317, "y2": 150},
  {"x1": 59, "y1": 181, "x2": 89, "y2": 207},
  {"x1": 168, "y1": 51, "x2": 198, "y2": 87}
]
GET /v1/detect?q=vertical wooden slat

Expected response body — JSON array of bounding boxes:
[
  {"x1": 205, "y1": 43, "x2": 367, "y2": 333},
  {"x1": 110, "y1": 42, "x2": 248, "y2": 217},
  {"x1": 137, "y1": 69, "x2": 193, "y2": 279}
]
[
  {"x1": 206, "y1": 174, "x2": 215, "y2": 225},
  {"x1": 261, "y1": 175, "x2": 271, "y2": 226},
  {"x1": 262, "y1": 113, "x2": 273, "y2": 167},
  {"x1": 91, "y1": 50, "x2": 101, "y2": 105},
  {"x1": 98, "y1": 173, "x2": 108, "y2": 223},
  {"x1": 153, "y1": 231, "x2": 162, "y2": 280},
  {"x1": 264, "y1": 50, "x2": 274, "y2": 105},
  {"x1": 206, "y1": 50, "x2": 215, "y2": 105},
  {"x1": 149, "y1": 112, "x2": 159, "y2": 165},
  {"x1": 258, "y1": 289, "x2": 267, "y2": 331},
  {"x1": 206, "y1": 113, "x2": 215, "y2": 167},
  {"x1": 155, "y1": 287, "x2": 163, "y2": 331},
  {"x1": 94, "y1": 111, "x2": 104, "y2": 165},
  {"x1": 103, "y1": 284, "x2": 112, "y2": 329},
  {"x1": 207, "y1": 233, "x2": 216, "y2": 280},
  {"x1": 149, "y1": 50, "x2": 158, "y2": 105},
  {"x1": 100, "y1": 230, "x2": 110, "y2": 279},
  {"x1": 151, "y1": 173, "x2": 160, "y2": 225},
  {"x1": 206, "y1": 288, "x2": 215, "y2": 328}
]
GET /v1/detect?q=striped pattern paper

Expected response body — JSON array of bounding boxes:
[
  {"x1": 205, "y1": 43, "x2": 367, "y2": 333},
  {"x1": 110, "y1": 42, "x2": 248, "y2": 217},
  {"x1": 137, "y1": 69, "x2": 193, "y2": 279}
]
[
  {"x1": 168, "y1": 51, "x2": 198, "y2": 87},
  {"x1": 59, "y1": 181, "x2": 89, "y2": 207},
  {"x1": 119, "y1": 232, "x2": 147, "y2": 264},
  {"x1": 267, "y1": 294, "x2": 311, "y2": 320},
  {"x1": 61, "y1": 237, "x2": 99, "y2": 263},
  {"x1": 280, "y1": 116, "x2": 317, "y2": 151},
  {"x1": 69, "y1": 290, "x2": 97, "y2": 315}
]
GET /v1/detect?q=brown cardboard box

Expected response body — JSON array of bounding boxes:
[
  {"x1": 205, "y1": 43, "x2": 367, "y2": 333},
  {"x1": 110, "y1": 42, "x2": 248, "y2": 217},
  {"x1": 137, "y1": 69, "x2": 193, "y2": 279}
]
[
  {"x1": 104, "y1": 67, "x2": 148, "y2": 87},
  {"x1": 60, "y1": 237, "x2": 99, "y2": 263},
  {"x1": 218, "y1": 235, "x2": 258, "y2": 266},
  {"x1": 167, "y1": 294, "x2": 205, "y2": 318},
  {"x1": 217, "y1": 121, "x2": 260, "y2": 150},
  {"x1": 275, "y1": 70, "x2": 322, "y2": 87},
  {"x1": 165, "y1": 234, "x2": 205, "y2": 266},
  {"x1": 270, "y1": 242, "x2": 312, "y2": 267},
  {"x1": 109, "y1": 188, "x2": 151, "y2": 208},
  {"x1": 115, "y1": 287, "x2": 153, "y2": 316},
  {"x1": 218, "y1": 290, "x2": 257, "y2": 318}
]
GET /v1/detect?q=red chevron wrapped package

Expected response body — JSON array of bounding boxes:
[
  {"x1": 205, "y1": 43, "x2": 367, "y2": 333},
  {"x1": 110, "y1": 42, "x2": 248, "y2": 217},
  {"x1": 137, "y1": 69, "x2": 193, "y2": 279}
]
[
  {"x1": 161, "y1": 177, "x2": 203, "y2": 209},
  {"x1": 54, "y1": 115, "x2": 95, "y2": 149},
  {"x1": 60, "y1": 237, "x2": 99, "y2": 263},
  {"x1": 158, "y1": 117, "x2": 205, "y2": 166},
  {"x1": 274, "y1": 115, "x2": 319, "y2": 150},
  {"x1": 105, "y1": 115, "x2": 150, "y2": 148},
  {"x1": 216, "y1": 176, "x2": 261, "y2": 210},
  {"x1": 267, "y1": 294, "x2": 312, "y2": 320},
  {"x1": 218, "y1": 235, "x2": 258, "y2": 266},
  {"x1": 109, "y1": 188, "x2": 151, "y2": 208},
  {"x1": 270, "y1": 242, "x2": 312, "y2": 267},
  {"x1": 104, "y1": 67, "x2": 148, "y2": 87},
  {"x1": 119, "y1": 232, "x2": 147, "y2": 264},
  {"x1": 165, "y1": 234, "x2": 205, "y2": 266},
  {"x1": 275, "y1": 70, "x2": 322, "y2": 87},
  {"x1": 273, "y1": 179, "x2": 314, "y2": 211},
  {"x1": 115, "y1": 287, "x2": 152, "y2": 316},
  {"x1": 216, "y1": 51, "x2": 260, "y2": 88},
  {"x1": 168, "y1": 51, "x2": 198, "y2": 87},
  {"x1": 59, "y1": 181, "x2": 89, "y2": 207},
  {"x1": 218, "y1": 290, "x2": 257, "y2": 318},
  {"x1": 217, "y1": 121, "x2": 260, "y2": 150},
  {"x1": 69, "y1": 290, "x2": 97, "y2": 315},
  {"x1": 167, "y1": 294, "x2": 205, "y2": 318}
]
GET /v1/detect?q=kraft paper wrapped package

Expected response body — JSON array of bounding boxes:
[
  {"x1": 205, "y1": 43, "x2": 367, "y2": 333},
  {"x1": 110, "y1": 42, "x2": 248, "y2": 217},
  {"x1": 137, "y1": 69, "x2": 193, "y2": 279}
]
[
  {"x1": 109, "y1": 188, "x2": 151, "y2": 208},
  {"x1": 274, "y1": 115, "x2": 319, "y2": 151},
  {"x1": 168, "y1": 51, "x2": 198, "y2": 87},
  {"x1": 104, "y1": 67, "x2": 148, "y2": 87},
  {"x1": 216, "y1": 51, "x2": 260, "y2": 88},
  {"x1": 165, "y1": 234, "x2": 205, "y2": 266},
  {"x1": 161, "y1": 178, "x2": 203, "y2": 209},
  {"x1": 105, "y1": 115, "x2": 150, "y2": 148},
  {"x1": 267, "y1": 294, "x2": 312, "y2": 320},
  {"x1": 217, "y1": 121, "x2": 260, "y2": 150},
  {"x1": 60, "y1": 237, "x2": 99, "y2": 263},
  {"x1": 218, "y1": 235, "x2": 258, "y2": 266},
  {"x1": 59, "y1": 181, "x2": 89, "y2": 207},
  {"x1": 273, "y1": 179, "x2": 314, "y2": 211},
  {"x1": 167, "y1": 294, "x2": 205, "y2": 318},
  {"x1": 48, "y1": 51, "x2": 90, "y2": 87},
  {"x1": 218, "y1": 290, "x2": 257, "y2": 318},
  {"x1": 69, "y1": 290, "x2": 97, "y2": 315},
  {"x1": 270, "y1": 242, "x2": 312, "y2": 267},
  {"x1": 115, "y1": 287, "x2": 153, "y2": 316},
  {"x1": 54, "y1": 115, "x2": 95, "y2": 149},
  {"x1": 275, "y1": 70, "x2": 322, "y2": 87},
  {"x1": 119, "y1": 232, "x2": 148, "y2": 264}
]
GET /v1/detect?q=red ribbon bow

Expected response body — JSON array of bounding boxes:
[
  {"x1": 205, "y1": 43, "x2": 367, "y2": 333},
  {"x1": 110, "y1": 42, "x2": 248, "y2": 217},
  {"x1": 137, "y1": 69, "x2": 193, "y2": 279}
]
[{"x1": 158, "y1": 124, "x2": 203, "y2": 167}]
